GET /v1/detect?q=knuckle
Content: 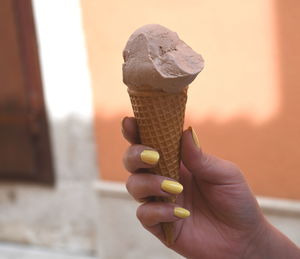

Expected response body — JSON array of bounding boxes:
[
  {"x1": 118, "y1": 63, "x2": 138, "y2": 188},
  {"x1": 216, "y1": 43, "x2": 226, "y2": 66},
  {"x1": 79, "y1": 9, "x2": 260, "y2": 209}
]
[
  {"x1": 201, "y1": 153, "x2": 211, "y2": 168},
  {"x1": 152, "y1": 206, "x2": 162, "y2": 219},
  {"x1": 224, "y1": 160, "x2": 242, "y2": 176},
  {"x1": 125, "y1": 175, "x2": 135, "y2": 194},
  {"x1": 199, "y1": 153, "x2": 214, "y2": 172},
  {"x1": 122, "y1": 146, "x2": 132, "y2": 169},
  {"x1": 227, "y1": 161, "x2": 241, "y2": 173},
  {"x1": 136, "y1": 204, "x2": 146, "y2": 222},
  {"x1": 126, "y1": 146, "x2": 135, "y2": 162},
  {"x1": 125, "y1": 179, "x2": 131, "y2": 193},
  {"x1": 204, "y1": 154, "x2": 242, "y2": 174},
  {"x1": 123, "y1": 145, "x2": 142, "y2": 172}
]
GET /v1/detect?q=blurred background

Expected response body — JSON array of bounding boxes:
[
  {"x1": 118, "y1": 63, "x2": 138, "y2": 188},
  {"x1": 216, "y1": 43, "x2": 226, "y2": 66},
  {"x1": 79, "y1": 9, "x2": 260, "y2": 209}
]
[{"x1": 0, "y1": 0, "x2": 299, "y2": 258}]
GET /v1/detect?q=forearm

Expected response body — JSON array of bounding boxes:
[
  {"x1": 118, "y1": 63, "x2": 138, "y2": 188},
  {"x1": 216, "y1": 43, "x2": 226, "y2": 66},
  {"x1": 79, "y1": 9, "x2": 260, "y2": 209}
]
[{"x1": 243, "y1": 221, "x2": 300, "y2": 259}]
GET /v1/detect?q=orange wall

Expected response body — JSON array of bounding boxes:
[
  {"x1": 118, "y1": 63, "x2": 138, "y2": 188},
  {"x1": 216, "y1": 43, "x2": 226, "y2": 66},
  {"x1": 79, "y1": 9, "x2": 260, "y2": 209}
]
[{"x1": 81, "y1": 0, "x2": 300, "y2": 199}]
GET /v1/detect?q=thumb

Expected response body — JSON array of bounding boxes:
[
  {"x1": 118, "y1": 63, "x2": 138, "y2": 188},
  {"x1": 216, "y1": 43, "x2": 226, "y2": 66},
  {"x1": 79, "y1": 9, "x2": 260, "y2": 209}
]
[{"x1": 181, "y1": 127, "x2": 245, "y2": 185}]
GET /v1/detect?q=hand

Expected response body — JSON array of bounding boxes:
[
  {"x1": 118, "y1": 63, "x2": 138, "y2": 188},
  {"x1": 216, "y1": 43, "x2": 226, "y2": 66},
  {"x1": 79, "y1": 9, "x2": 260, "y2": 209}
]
[{"x1": 122, "y1": 117, "x2": 300, "y2": 259}]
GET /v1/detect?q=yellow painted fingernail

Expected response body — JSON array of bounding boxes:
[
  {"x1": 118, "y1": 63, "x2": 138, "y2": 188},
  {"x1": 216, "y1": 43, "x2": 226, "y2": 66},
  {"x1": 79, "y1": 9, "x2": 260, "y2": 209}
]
[
  {"x1": 189, "y1": 126, "x2": 200, "y2": 148},
  {"x1": 140, "y1": 150, "x2": 160, "y2": 165},
  {"x1": 174, "y1": 207, "x2": 190, "y2": 219},
  {"x1": 161, "y1": 180, "x2": 183, "y2": 195}
]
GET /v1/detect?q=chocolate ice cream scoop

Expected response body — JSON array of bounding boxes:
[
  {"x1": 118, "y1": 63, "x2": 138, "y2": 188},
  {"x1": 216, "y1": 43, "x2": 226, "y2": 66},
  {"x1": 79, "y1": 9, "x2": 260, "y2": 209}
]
[{"x1": 122, "y1": 24, "x2": 204, "y2": 93}]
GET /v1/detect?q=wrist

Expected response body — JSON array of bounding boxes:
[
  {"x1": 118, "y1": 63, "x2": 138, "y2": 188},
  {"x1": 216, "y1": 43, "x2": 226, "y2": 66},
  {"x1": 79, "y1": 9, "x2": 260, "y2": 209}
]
[{"x1": 243, "y1": 219, "x2": 300, "y2": 259}]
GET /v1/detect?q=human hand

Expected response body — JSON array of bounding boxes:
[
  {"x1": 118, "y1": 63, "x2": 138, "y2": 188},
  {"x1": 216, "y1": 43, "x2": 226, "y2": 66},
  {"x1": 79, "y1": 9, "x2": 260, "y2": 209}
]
[{"x1": 122, "y1": 117, "x2": 300, "y2": 259}]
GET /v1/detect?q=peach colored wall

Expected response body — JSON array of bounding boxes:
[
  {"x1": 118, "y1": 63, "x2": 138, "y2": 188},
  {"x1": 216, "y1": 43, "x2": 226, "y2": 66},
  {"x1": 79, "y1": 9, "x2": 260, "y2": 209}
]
[{"x1": 81, "y1": 0, "x2": 300, "y2": 199}]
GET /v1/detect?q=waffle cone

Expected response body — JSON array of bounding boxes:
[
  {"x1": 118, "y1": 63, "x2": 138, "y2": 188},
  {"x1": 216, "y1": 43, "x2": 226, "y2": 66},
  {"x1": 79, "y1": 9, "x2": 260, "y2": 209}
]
[{"x1": 128, "y1": 88, "x2": 187, "y2": 244}]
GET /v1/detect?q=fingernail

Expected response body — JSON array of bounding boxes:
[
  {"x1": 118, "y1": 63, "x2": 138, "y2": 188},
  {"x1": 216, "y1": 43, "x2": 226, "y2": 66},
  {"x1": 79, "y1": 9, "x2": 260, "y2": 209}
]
[
  {"x1": 161, "y1": 180, "x2": 183, "y2": 195},
  {"x1": 140, "y1": 150, "x2": 160, "y2": 165},
  {"x1": 174, "y1": 207, "x2": 190, "y2": 219},
  {"x1": 188, "y1": 126, "x2": 200, "y2": 148}
]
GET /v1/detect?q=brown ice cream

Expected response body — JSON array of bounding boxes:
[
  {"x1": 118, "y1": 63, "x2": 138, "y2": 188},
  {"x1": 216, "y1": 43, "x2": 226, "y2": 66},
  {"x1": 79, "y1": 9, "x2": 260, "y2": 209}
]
[{"x1": 122, "y1": 24, "x2": 204, "y2": 93}]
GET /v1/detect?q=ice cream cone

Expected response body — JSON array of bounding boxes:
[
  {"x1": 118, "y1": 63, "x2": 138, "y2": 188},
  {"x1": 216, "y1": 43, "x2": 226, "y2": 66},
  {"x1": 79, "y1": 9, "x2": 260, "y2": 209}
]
[
  {"x1": 128, "y1": 87, "x2": 188, "y2": 244},
  {"x1": 123, "y1": 24, "x2": 204, "y2": 246}
]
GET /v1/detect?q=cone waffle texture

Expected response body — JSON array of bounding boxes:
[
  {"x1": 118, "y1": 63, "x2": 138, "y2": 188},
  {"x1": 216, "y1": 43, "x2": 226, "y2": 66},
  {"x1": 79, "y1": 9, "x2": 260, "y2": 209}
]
[
  {"x1": 128, "y1": 88, "x2": 187, "y2": 181},
  {"x1": 128, "y1": 88, "x2": 187, "y2": 245}
]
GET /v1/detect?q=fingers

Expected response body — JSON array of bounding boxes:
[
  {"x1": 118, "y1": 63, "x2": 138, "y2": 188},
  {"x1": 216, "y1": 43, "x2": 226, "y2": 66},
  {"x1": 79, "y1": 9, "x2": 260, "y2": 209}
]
[
  {"x1": 137, "y1": 202, "x2": 190, "y2": 227},
  {"x1": 136, "y1": 202, "x2": 189, "y2": 244},
  {"x1": 181, "y1": 127, "x2": 245, "y2": 185},
  {"x1": 123, "y1": 145, "x2": 160, "y2": 172},
  {"x1": 126, "y1": 173, "x2": 183, "y2": 201},
  {"x1": 121, "y1": 117, "x2": 140, "y2": 144},
  {"x1": 122, "y1": 116, "x2": 160, "y2": 172}
]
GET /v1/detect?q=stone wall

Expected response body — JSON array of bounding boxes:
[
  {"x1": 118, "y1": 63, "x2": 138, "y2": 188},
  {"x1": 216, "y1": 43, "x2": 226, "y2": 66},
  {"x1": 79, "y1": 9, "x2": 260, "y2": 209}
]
[{"x1": 0, "y1": 118, "x2": 99, "y2": 256}]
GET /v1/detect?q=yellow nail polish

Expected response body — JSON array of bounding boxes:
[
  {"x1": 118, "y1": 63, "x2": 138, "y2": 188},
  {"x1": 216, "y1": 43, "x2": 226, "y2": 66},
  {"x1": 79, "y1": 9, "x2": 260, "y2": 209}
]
[
  {"x1": 174, "y1": 207, "x2": 190, "y2": 219},
  {"x1": 189, "y1": 126, "x2": 200, "y2": 148},
  {"x1": 161, "y1": 180, "x2": 183, "y2": 195},
  {"x1": 140, "y1": 150, "x2": 160, "y2": 165}
]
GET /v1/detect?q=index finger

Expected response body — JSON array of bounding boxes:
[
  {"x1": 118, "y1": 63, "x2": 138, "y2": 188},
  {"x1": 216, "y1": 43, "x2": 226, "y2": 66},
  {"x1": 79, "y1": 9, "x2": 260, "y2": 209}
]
[{"x1": 121, "y1": 117, "x2": 140, "y2": 144}]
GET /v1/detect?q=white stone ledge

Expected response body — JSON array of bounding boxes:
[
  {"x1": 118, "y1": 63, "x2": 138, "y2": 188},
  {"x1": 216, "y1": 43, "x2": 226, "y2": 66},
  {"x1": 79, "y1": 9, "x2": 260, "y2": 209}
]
[
  {"x1": 94, "y1": 180, "x2": 300, "y2": 216},
  {"x1": 257, "y1": 196, "x2": 300, "y2": 216},
  {"x1": 0, "y1": 243, "x2": 96, "y2": 259},
  {"x1": 93, "y1": 180, "x2": 129, "y2": 199}
]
